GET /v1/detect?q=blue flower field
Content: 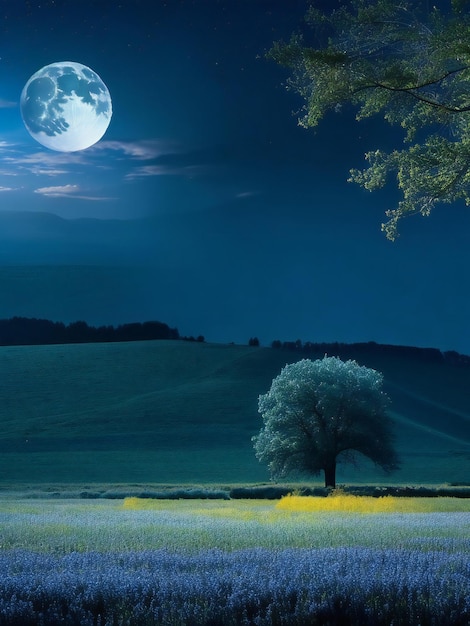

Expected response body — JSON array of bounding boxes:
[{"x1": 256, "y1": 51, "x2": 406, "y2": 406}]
[{"x1": 0, "y1": 498, "x2": 468, "y2": 625}]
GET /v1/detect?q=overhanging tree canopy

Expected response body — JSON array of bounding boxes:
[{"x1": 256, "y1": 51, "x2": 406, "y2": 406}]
[{"x1": 268, "y1": 0, "x2": 470, "y2": 239}]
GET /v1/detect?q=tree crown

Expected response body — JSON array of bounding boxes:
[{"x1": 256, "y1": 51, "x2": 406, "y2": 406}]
[
  {"x1": 269, "y1": 0, "x2": 470, "y2": 239},
  {"x1": 253, "y1": 356, "x2": 399, "y2": 485}
]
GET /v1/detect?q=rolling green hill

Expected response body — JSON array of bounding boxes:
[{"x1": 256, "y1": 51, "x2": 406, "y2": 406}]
[{"x1": 0, "y1": 340, "x2": 469, "y2": 488}]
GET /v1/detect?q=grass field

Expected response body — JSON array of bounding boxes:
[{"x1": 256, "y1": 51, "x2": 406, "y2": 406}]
[
  {"x1": 0, "y1": 339, "x2": 469, "y2": 487},
  {"x1": 0, "y1": 496, "x2": 468, "y2": 624}
]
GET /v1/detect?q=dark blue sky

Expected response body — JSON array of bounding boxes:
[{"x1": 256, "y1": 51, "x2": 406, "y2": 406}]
[{"x1": 1, "y1": 0, "x2": 469, "y2": 353}]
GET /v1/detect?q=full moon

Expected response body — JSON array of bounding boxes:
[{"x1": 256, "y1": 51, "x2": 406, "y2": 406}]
[{"x1": 20, "y1": 61, "x2": 112, "y2": 152}]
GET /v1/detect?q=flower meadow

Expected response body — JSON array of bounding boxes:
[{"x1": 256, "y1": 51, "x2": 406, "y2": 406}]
[
  {"x1": 275, "y1": 491, "x2": 470, "y2": 513},
  {"x1": 0, "y1": 496, "x2": 469, "y2": 625}
]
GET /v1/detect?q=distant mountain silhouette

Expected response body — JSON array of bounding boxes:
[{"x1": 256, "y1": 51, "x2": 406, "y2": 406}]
[
  {"x1": 0, "y1": 210, "x2": 69, "y2": 238},
  {"x1": 0, "y1": 211, "x2": 151, "y2": 264}
]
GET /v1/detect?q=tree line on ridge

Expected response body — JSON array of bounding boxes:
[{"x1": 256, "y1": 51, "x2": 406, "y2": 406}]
[
  {"x1": 0, "y1": 316, "x2": 180, "y2": 346},
  {"x1": 0, "y1": 316, "x2": 469, "y2": 368}
]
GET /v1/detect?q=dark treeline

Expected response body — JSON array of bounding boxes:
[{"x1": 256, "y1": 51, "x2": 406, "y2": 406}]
[
  {"x1": 2, "y1": 317, "x2": 469, "y2": 368},
  {"x1": 0, "y1": 317, "x2": 180, "y2": 346},
  {"x1": 271, "y1": 338, "x2": 470, "y2": 368}
]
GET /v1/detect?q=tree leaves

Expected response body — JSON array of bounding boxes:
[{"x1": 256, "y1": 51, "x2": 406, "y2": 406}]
[
  {"x1": 253, "y1": 357, "x2": 398, "y2": 487},
  {"x1": 269, "y1": 0, "x2": 470, "y2": 238}
]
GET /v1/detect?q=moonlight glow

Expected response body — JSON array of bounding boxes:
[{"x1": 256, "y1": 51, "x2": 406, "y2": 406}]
[{"x1": 20, "y1": 61, "x2": 112, "y2": 152}]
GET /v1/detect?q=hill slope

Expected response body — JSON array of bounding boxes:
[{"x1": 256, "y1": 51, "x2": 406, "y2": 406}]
[{"x1": 0, "y1": 340, "x2": 469, "y2": 486}]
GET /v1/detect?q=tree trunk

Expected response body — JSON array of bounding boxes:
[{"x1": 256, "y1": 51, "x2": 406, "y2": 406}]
[{"x1": 324, "y1": 460, "x2": 336, "y2": 489}]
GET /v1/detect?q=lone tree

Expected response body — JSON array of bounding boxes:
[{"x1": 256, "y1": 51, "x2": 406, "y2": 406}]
[
  {"x1": 268, "y1": 0, "x2": 470, "y2": 239},
  {"x1": 252, "y1": 356, "x2": 399, "y2": 488}
]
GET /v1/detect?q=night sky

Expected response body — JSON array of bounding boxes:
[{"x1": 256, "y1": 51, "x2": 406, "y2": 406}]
[{"x1": 1, "y1": 0, "x2": 469, "y2": 353}]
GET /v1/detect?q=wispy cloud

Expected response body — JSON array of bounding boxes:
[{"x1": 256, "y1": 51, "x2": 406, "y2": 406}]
[
  {"x1": 125, "y1": 163, "x2": 205, "y2": 180},
  {"x1": 34, "y1": 184, "x2": 113, "y2": 201},
  {"x1": 90, "y1": 140, "x2": 213, "y2": 181},
  {"x1": 34, "y1": 184, "x2": 79, "y2": 197},
  {"x1": 0, "y1": 140, "x2": 174, "y2": 176},
  {"x1": 0, "y1": 148, "x2": 82, "y2": 183},
  {"x1": 124, "y1": 165, "x2": 167, "y2": 179},
  {"x1": 0, "y1": 169, "x2": 20, "y2": 177},
  {"x1": 0, "y1": 99, "x2": 16, "y2": 108},
  {"x1": 92, "y1": 139, "x2": 173, "y2": 160},
  {"x1": 0, "y1": 138, "x2": 212, "y2": 202},
  {"x1": 0, "y1": 185, "x2": 15, "y2": 192},
  {"x1": 5, "y1": 150, "x2": 85, "y2": 174},
  {"x1": 30, "y1": 168, "x2": 70, "y2": 176}
]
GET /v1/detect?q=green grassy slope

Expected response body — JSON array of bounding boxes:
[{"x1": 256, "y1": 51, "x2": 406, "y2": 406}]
[{"x1": 0, "y1": 340, "x2": 469, "y2": 486}]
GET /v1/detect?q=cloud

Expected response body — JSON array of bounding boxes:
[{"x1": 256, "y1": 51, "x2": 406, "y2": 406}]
[
  {"x1": 125, "y1": 163, "x2": 205, "y2": 180},
  {"x1": 0, "y1": 99, "x2": 16, "y2": 108},
  {"x1": 121, "y1": 146, "x2": 217, "y2": 180},
  {"x1": 0, "y1": 140, "x2": 174, "y2": 177},
  {"x1": 124, "y1": 165, "x2": 164, "y2": 179},
  {"x1": 94, "y1": 140, "x2": 214, "y2": 178},
  {"x1": 6, "y1": 150, "x2": 84, "y2": 169},
  {"x1": 0, "y1": 138, "x2": 212, "y2": 202},
  {"x1": 34, "y1": 184, "x2": 113, "y2": 201},
  {"x1": 0, "y1": 147, "x2": 86, "y2": 181},
  {"x1": 0, "y1": 186, "x2": 15, "y2": 192},
  {"x1": 92, "y1": 139, "x2": 172, "y2": 160},
  {"x1": 0, "y1": 169, "x2": 20, "y2": 177},
  {"x1": 0, "y1": 144, "x2": 72, "y2": 176},
  {"x1": 2, "y1": 138, "x2": 194, "y2": 168},
  {"x1": 30, "y1": 168, "x2": 70, "y2": 176},
  {"x1": 35, "y1": 184, "x2": 79, "y2": 197}
]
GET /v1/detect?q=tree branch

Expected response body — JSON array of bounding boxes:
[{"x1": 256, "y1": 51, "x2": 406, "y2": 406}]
[{"x1": 356, "y1": 66, "x2": 470, "y2": 112}]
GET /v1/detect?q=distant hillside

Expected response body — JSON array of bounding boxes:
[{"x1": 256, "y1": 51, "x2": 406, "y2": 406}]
[{"x1": 0, "y1": 340, "x2": 469, "y2": 487}]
